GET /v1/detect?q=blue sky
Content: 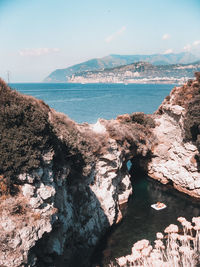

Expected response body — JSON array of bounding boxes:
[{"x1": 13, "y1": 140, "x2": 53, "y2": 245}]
[{"x1": 0, "y1": 0, "x2": 200, "y2": 82}]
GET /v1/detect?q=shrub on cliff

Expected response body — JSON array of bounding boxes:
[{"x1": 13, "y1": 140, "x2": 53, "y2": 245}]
[
  {"x1": 0, "y1": 79, "x2": 109, "y2": 193},
  {"x1": 105, "y1": 119, "x2": 155, "y2": 157},
  {"x1": 195, "y1": 71, "x2": 200, "y2": 83},
  {"x1": 49, "y1": 111, "x2": 96, "y2": 176},
  {"x1": 182, "y1": 73, "x2": 200, "y2": 165},
  {"x1": 117, "y1": 112, "x2": 156, "y2": 128},
  {"x1": 184, "y1": 96, "x2": 200, "y2": 142},
  {"x1": 130, "y1": 112, "x2": 156, "y2": 128},
  {"x1": 156, "y1": 72, "x2": 200, "y2": 168},
  {"x1": 157, "y1": 73, "x2": 200, "y2": 143},
  {"x1": 0, "y1": 79, "x2": 56, "y2": 193}
]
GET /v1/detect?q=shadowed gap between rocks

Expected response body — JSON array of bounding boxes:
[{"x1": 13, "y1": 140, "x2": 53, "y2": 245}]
[
  {"x1": 90, "y1": 154, "x2": 153, "y2": 267},
  {"x1": 26, "y1": 155, "x2": 111, "y2": 267},
  {"x1": 91, "y1": 152, "x2": 200, "y2": 267}
]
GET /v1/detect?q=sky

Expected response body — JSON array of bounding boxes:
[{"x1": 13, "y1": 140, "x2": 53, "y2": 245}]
[{"x1": 0, "y1": 0, "x2": 200, "y2": 82}]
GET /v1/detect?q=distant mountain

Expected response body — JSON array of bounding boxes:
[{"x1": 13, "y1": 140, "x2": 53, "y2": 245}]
[
  {"x1": 44, "y1": 52, "x2": 198, "y2": 83},
  {"x1": 68, "y1": 61, "x2": 200, "y2": 84}
]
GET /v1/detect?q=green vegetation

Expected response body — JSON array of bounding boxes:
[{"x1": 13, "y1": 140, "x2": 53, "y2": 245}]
[
  {"x1": 1, "y1": 72, "x2": 199, "y2": 196},
  {"x1": 0, "y1": 79, "x2": 106, "y2": 194},
  {"x1": 0, "y1": 78, "x2": 157, "y2": 195},
  {"x1": 116, "y1": 112, "x2": 155, "y2": 128},
  {"x1": 158, "y1": 72, "x2": 200, "y2": 169},
  {"x1": 105, "y1": 115, "x2": 155, "y2": 159},
  {"x1": 0, "y1": 79, "x2": 100, "y2": 194},
  {"x1": 0, "y1": 79, "x2": 56, "y2": 193},
  {"x1": 130, "y1": 112, "x2": 156, "y2": 128},
  {"x1": 178, "y1": 73, "x2": 200, "y2": 162}
]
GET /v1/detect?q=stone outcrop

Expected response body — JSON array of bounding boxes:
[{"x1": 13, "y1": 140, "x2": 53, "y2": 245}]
[
  {"x1": 0, "y1": 79, "x2": 154, "y2": 267},
  {"x1": 0, "y1": 125, "x2": 132, "y2": 267},
  {"x1": 147, "y1": 73, "x2": 200, "y2": 197},
  {"x1": 0, "y1": 73, "x2": 199, "y2": 266}
]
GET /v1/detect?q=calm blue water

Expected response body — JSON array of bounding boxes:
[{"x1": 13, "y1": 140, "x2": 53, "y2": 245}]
[{"x1": 10, "y1": 83, "x2": 173, "y2": 123}]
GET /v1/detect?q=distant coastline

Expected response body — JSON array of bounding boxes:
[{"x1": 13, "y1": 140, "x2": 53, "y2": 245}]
[
  {"x1": 67, "y1": 61, "x2": 200, "y2": 85},
  {"x1": 44, "y1": 53, "x2": 200, "y2": 83}
]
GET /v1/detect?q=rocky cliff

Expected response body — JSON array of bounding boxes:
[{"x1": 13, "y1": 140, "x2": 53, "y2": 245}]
[
  {"x1": 147, "y1": 72, "x2": 200, "y2": 197},
  {"x1": 0, "y1": 79, "x2": 155, "y2": 267},
  {"x1": 0, "y1": 73, "x2": 199, "y2": 267}
]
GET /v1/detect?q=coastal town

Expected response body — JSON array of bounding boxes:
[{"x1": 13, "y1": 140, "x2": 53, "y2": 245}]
[
  {"x1": 68, "y1": 72, "x2": 190, "y2": 84},
  {"x1": 67, "y1": 61, "x2": 200, "y2": 84}
]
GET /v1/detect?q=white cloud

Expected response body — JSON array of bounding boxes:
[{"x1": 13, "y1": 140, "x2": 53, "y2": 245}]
[
  {"x1": 19, "y1": 48, "x2": 60, "y2": 56},
  {"x1": 183, "y1": 40, "x2": 200, "y2": 52},
  {"x1": 193, "y1": 40, "x2": 200, "y2": 46},
  {"x1": 105, "y1": 26, "x2": 126, "y2": 43},
  {"x1": 162, "y1": 33, "x2": 170, "y2": 40},
  {"x1": 163, "y1": 48, "x2": 173, "y2": 54},
  {"x1": 183, "y1": 44, "x2": 192, "y2": 52}
]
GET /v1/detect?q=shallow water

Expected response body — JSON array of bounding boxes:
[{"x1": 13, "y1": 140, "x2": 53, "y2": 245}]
[{"x1": 93, "y1": 176, "x2": 200, "y2": 266}]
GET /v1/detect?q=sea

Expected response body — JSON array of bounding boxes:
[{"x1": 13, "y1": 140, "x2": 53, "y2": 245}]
[
  {"x1": 11, "y1": 82, "x2": 200, "y2": 266},
  {"x1": 11, "y1": 83, "x2": 173, "y2": 124}
]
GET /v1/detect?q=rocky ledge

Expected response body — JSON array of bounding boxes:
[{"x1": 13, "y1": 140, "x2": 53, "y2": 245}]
[
  {"x1": 147, "y1": 72, "x2": 200, "y2": 197},
  {"x1": 0, "y1": 73, "x2": 199, "y2": 266}
]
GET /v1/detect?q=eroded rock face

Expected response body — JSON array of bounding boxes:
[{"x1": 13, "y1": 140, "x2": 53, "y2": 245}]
[
  {"x1": 0, "y1": 139, "x2": 133, "y2": 267},
  {"x1": 148, "y1": 73, "x2": 200, "y2": 197},
  {"x1": 1, "y1": 80, "x2": 155, "y2": 267},
  {"x1": 0, "y1": 74, "x2": 199, "y2": 267}
]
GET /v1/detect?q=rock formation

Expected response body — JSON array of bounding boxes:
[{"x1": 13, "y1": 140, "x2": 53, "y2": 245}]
[
  {"x1": 147, "y1": 72, "x2": 200, "y2": 197},
  {"x1": 0, "y1": 72, "x2": 199, "y2": 266},
  {"x1": 0, "y1": 80, "x2": 154, "y2": 266}
]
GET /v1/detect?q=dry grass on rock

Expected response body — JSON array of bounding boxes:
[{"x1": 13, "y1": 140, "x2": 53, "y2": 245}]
[{"x1": 110, "y1": 216, "x2": 200, "y2": 267}]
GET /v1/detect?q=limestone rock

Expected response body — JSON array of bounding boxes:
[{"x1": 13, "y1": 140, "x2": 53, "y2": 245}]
[
  {"x1": 22, "y1": 184, "x2": 35, "y2": 198},
  {"x1": 37, "y1": 183, "x2": 56, "y2": 200},
  {"x1": 148, "y1": 77, "x2": 200, "y2": 198}
]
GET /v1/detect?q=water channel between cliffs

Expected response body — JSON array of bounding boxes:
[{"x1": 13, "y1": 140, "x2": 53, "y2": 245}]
[{"x1": 92, "y1": 174, "x2": 200, "y2": 267}]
